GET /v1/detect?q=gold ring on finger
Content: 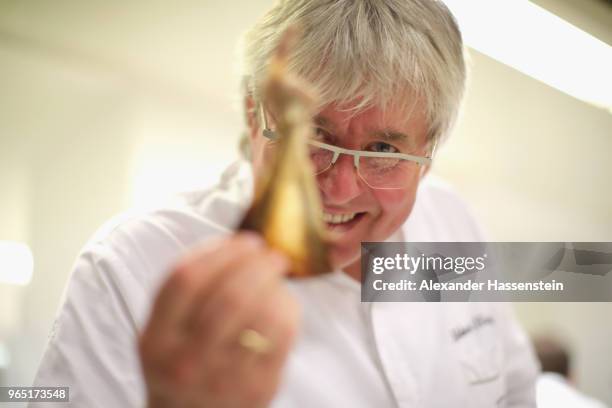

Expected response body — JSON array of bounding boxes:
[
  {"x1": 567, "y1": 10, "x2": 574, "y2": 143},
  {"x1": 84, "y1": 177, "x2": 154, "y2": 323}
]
[{"x1": 238, "y1": 329, "x2": 273, "y2": 354}]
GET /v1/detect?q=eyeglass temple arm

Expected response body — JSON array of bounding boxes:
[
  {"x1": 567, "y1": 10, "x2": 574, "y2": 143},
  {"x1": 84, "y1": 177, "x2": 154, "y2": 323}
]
[
  {"x1": 260, "y1": 105, "x2": 278, "y2": 140},
  {"x1": 261, "y1": 105, "x2": 434, "y2": 166}
]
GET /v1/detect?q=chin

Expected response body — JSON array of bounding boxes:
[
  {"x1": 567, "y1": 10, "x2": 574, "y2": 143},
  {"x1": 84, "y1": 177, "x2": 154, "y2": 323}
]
[{"x1": 328, "y1": 241, "x2": 361, "y2": 271}]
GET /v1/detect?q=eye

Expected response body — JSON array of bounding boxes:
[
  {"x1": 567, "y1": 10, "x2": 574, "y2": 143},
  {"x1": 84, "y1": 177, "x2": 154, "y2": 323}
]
[
  {"x1": 312, "y1": 127, "x2": 332, "y2": 142},
  {"x1": 366, "y1": 141, "x2": 399, "y2": 154}
]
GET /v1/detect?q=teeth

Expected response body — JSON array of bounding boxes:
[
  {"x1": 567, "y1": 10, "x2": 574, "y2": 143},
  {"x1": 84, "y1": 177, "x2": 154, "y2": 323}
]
[{"x1": 323, "y1": 212, "x2": 358, "y2": 224}]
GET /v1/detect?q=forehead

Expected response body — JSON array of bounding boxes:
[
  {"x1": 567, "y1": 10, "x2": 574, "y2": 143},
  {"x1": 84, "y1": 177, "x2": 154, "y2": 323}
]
[{"x1": 314, "y1": 100, "x2": 429, "y2": 140}]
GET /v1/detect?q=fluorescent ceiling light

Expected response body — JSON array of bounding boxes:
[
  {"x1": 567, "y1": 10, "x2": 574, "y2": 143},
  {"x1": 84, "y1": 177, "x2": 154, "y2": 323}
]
[
  {"x1": 0, "y1": 241, "x2": 34, "y2": 286},
  {"x1": 443, "y1": 0, "x2": 612, "y2": 111}
]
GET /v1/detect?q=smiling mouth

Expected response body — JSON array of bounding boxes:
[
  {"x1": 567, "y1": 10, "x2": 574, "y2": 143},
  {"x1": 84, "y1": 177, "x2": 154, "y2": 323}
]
[{"x1": 322, "y1": 211, "x2": 366, "y2": 231}]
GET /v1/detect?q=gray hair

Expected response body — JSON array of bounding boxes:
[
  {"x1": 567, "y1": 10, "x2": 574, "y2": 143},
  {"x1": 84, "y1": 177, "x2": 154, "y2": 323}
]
[{"x1": 240, "y1": 0, "x2": 467, "y2": 148}]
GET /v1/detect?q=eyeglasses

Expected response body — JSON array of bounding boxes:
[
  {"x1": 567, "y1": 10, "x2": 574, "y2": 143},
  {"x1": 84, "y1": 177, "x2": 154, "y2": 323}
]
[{"x1": 260, "y1": 107, "x2": 435, "y2": 190}]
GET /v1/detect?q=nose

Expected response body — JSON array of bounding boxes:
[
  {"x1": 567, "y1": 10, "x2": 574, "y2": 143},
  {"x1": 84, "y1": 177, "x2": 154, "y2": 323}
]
[{"x1": 317, "y1": 153, "x2": 363, "y2": 205}]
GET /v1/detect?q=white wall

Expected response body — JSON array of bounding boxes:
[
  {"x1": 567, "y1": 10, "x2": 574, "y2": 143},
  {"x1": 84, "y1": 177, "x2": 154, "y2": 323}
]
[
  {"x1": 434, "y1": 48, "x2": 612, "y2": 242},
  {"x1": 432, "y1": 48, "x2": 612, "y2": 403}
]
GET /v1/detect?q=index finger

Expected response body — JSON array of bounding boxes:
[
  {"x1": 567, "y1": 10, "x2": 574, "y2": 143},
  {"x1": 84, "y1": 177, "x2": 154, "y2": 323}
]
[{"x1": 144, "y1": 233, "x2": 265, "y2": 338}]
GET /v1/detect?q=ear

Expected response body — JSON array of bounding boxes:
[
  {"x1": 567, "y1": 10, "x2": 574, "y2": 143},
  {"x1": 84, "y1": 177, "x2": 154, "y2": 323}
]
[{"x1": 245, "y1": 95, "x2": 259, "y2": 141}]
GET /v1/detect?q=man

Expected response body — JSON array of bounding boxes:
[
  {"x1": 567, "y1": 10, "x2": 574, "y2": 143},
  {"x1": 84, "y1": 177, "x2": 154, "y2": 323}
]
[
  {"x1": 32, "y1": 1, "x2": 539, "y2": 407},
  {"x1": 534, "y1": 336, "x2": 608, "y2": 408}
]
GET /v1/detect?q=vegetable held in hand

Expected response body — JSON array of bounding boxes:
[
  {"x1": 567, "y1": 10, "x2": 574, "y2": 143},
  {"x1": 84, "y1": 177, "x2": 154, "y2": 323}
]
[{"x1": 239, "y1": 27, "x2": 331, "y2": 278}]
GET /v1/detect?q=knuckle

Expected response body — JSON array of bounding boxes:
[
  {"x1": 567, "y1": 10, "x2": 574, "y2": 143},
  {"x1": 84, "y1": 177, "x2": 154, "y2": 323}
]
[
  {"x1": 267, "y1": 250, "x2": 290, "y2": 273},
  {"x1": 267, "y1": 308, "x2": 298, "y2": 339},
  {"x1": 255, "y1": 266, "x2": 280, "y2": 283},
  {"x1": 279, "y1": 315, "x2": 299, "y2": 341},
  {"x1": 138, "y1": 331, "x2": 166, "y2": 363},
  {"x1": 233, "y1": 232, "x2": 265, "y2": 252},
  {"x1": 244, "y1": 382, "x2": 273, "y2": 405},
  {"x1": 218, "y1": 287, "x2": 247, "y2": 315},
  {"x1": 168, "y1": 262, "x2": 196, "y2": 290},
  {"x1": 166, "y1": 359, "x2": 197, "y2": 390},
  {"x1": 275, "y1": 297, "x2": 301, "y2": 338},
  {"x1": 205, "y1": 376, "x2": 232, "y2": 398}
]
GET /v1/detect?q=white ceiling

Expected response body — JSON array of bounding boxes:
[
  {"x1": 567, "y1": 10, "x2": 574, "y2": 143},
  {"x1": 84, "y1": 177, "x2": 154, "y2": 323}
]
[
  {"x1": 0, "y1": 0, "x2": 273, "y2": 105},
  {"x1": 1, "y1": 0, "x2": 609, "y2": 107}
]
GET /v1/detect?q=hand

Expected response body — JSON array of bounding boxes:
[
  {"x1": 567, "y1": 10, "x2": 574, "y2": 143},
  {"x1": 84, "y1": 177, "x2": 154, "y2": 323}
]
[{"x1": 139, "y1": 233, "x2": 299, "y2": 408}]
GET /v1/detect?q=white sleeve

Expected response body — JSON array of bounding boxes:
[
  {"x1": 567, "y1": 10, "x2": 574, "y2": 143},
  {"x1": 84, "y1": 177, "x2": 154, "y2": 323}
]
[
  {"x1": 498, "y1": 303, "x2": 541, "y2": 407},
  {"x1": 30, "y1": 243, "x2": 147, "y2": 408}
]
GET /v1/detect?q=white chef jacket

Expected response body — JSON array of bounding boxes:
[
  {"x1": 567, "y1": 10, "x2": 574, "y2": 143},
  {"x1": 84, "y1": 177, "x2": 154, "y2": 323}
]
[
  {"x1": 31, "y1": 160, "x2": 539, "y2": 407},
  {"x1": 536, "y1": 373, "x2": 608, "y2": 408}
]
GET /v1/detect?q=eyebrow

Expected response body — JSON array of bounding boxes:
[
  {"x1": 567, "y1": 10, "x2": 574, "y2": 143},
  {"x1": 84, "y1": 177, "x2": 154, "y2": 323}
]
[
  {"x1": 314, "y1": 115, "x2": 412, "y2": 143},
  {"x1": 313, "y1": 115, "x2": 334, "y2": 130},
  {"x1": 373, "y1": 130, "x2": 410, "y2": 142}
]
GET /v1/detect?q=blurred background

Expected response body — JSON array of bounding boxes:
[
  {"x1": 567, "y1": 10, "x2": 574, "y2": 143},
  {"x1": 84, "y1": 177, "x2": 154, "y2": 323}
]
[{"x1": 0, "y1": 0, "x2": 611, "y2": 405}]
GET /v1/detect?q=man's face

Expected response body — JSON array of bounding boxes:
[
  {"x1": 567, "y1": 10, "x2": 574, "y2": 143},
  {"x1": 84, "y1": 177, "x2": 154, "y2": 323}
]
[{"x1": 249, "y1": 100, "x2": 430, "y2": 270}]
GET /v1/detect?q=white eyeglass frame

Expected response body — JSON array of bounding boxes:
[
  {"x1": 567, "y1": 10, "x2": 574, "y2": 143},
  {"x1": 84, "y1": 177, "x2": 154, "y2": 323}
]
[{"x1": 260, "y1": 105, "x2": 434, "y2": 168}]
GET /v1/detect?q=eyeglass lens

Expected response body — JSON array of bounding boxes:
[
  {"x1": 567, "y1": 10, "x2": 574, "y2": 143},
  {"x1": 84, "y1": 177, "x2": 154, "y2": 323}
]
[{"x1": 307, "y1": 144, "x2": 417, "y2": 189}]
